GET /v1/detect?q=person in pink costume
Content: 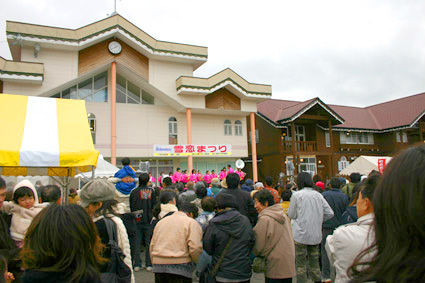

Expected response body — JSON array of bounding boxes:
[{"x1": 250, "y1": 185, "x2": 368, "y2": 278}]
[
  {"x1": 227, "y1": 164, "x2": 234, "y2": 175},
  {"x1": 172, "y1": 168, "x2": 182, "y2": 184},
  {"x1": 210, "y1": 170, "x2": 218, "y2": 180},
  {"x1": 189, "y1": 169, "x2": 198, "y2": 183},
  {"x1": 236, "y1": 168, "x2": 246, "y2": 181},
  {"x1": 203, "y1": 171, "x2": 212, "y2": 184},
  {"x1": 180, "y1": 170, "x2": 188, "y2": 184},
  {"x1": 158, "y1": 172, "x2": 165, "y2": 186},
  {"x1": 197, "y1": 170, "x2": 203, "y2": 182},
  {"x1": 149, "y1": 173, "x2": 156, "y2": 185},
  {"x1": 219, "y1": 168, "x2": 227, "y2": 180}
]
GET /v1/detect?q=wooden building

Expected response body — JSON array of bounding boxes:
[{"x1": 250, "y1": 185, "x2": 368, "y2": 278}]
[{"x1": 246, "y1": 94, "x2": 425, "y2": 181}]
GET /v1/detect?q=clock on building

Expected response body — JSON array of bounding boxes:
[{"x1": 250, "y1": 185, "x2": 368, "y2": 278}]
[{"x1": 108, "y1": 41, "x2": 122, "y2": 55}]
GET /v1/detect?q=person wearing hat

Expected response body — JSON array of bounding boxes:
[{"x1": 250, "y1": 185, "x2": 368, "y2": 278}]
[
  {"x1": 250, "y1": 181, "x2": 265, "y2": 198},
  {"x1": 80, "y1": 179, "x2": 135, "y2": 283},
  {"x1": 202, "y1": 193, "x2": 255, "y2": 282}
]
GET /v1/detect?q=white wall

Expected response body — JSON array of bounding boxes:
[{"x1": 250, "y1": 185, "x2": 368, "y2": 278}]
[{"x1": 4, "y1": 47, "x2": 78, "y2": 96}]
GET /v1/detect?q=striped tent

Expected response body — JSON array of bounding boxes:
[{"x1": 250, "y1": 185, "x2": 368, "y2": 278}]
[{"x1": 0, "y1": 93, "x2": 99, "y2": 177}]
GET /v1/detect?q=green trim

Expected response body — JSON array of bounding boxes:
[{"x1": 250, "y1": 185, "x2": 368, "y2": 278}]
[
  {"x1": 177, "y1": 78, "x2": 271, "y2": 96},
  {"x1": 0, "y1": 70, "x2": 43, "y2": 77},
  {"x1": 7, "y1": 26, "x2": 208, "y2": 59}
]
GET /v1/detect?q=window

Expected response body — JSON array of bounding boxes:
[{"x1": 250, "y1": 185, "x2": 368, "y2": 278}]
[
  {"x1": 248, "y1": 129, "x2": 259, "y2": 144},
  {"x1": 88, "y1": 113, "x2": 96, "y2": 144},
  {"x1": 224, "y1": 120, "x2": 232, "y2": 136},
  {"x1": 235, "y1": 120, "x2": 243, "y2": 136},
  {"x1": 169, "y1": 117, "x2": 178, "y2": 144},
  {"x1": 325, "y1": 132, "x2": 330, "y2": 147},
  {"x1": 402, "y1": 132, "x2": 408, "y2": 143},
  {"x1": 51, "y1": 72, "x2": 107, "y2": 102},
  {"x1": 338, "y1": 156, "x2": 350, "y2": 171},
  {"x1": 116, "y1": 74, "x2": 154, "y2": 105},
  {"x1": 340, "y1": 132, "x2": 374, "y2": 144},
  {"x1": 396, "y1": 132, "x2": 401, "y2": 142}
]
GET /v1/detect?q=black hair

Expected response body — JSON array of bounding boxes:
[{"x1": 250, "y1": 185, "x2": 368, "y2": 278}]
[
  {"x1": 13, "y1": 187, "x2": 35, "y2": 204},
  {"x1": 201, "y1": 197, "x2": 216, "y2": 212},
  {"x1": 176, "y1": 167, "x2": 180, "y2": 171},
  {"x1": 265, "y1": 176, "x2": 273, "y2": 187},
  {"x1": 175, "y1": 182, "x2": 185, "y2": 193},
  {"x1": 180, "y1": 202, "x2": 199, "y2": 218},
  {"x1": 281, "y1": 189, "x2": 292, "y2": 201},
  {"x1": 121, "y1": 157, "x2": 130, "y2": 166},
  {"x1": 159, "y1": 190, "x2": 176, "y2": 204},
  {"x1": 95, "y1": 199, "x2": 120, "y2": 217},
  {"x1": 297, "y1": 172, "x2": 313, "y2": 189},
  {"x1": 195, "y1": 183, "x2": 207, "y2": 199},
  {"x1": 226, "y1": 173, "x2": 240, "y2": 189},
  {"x1": 330, "y1": 177, "x2": 342, "y2": 189},
  {"x1": 0, "y1": 177, "x2": 5, "y2": 189},
  {"x1": 253, "y1": 189, "x2": 275, "y2": 206},
  {"x1": 162, "y1": 177, "x2": 173, "y2": 187},
  {"x1": 350, "y1": 144, "x2": 425, "y2": 282},
  {"x1": 349, "y1": 172, "x2": 361, "y2": 183},
  {"x1": 139, "y1": 172, "x2": 149, "y2": 186},
  {"x1": 40, "y1": 185, "x2": 61, "y2": 203},
  {"x1": 192, "y1": 169, "x2": 196, "y2": 174},
  {"x1": 358, "y1": 171, "x2": 381, "y2": 201}
]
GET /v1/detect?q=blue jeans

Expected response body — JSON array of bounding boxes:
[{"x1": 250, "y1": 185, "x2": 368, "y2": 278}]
[
  {"x1": 195, "y1": 250, "x2": 212, "y2": 275},
  {"x1": 321, "y1": 228, "x2": 334, "y2": 280},
  {"x1": 135, "y1": 222, "x2": 152, "y2": 267}
]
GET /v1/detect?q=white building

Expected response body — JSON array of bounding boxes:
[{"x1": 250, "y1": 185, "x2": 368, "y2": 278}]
[{"x1": 0, "y1": 14, "x2": 271, "y2": 180}]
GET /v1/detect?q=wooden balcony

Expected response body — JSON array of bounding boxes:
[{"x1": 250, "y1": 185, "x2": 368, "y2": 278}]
[{"x1": 282, "y1": 140, "x2": 317, "y2": 153}]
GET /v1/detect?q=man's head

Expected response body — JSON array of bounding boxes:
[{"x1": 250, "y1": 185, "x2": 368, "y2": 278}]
[
  {"x1": 176, "y1": 167, "x2": 181, "y2": 172},
  {"x1": 162, "y1": 177, "x2": 173, "y2": 187},
  {"x1": 180, "y1": 202, "x2": 199, "y2": 219},
  {"x1": 195, "y1": 182, "x2": 207, "y2": 199},
  {"x1": 350, "y1": 172, "x2": 361, "y2": 183},
  {"x1": 139, "y1": 172, "x2": 149, "y2": 186},
  {"x1": 40, "y1": 185, "x2": 62, "y2": 204},
  {"x1": 201, "y1": 197, "x2": 216, "y2": 213},
  {"x1": 0, "y1": 177, "x2": 6, "y2": 208},
  {"x1": 330, "y1": 177, "x2": 342, "y2": 189},
  {"x1": 159, "y1": 190, "x2": 177, "y2": 205},
  {"x1": 265, "y1": 176, "x2": 273, "y2": 187},
  {"x1": 254, "y1": 182, "x2": 264, "y2": 190},
  {"x1": 186, "y1": 181, "x2": 195, "y2": 191},
  {"x1": 121, "y1": 157, "x2": 131, "y2": 166},
  {"x1": 297, "y1": 172, "x2": 314, "y2": 190},
  {"x1": 175, "y1": 182, "x2": 185, "y2": 193},
  {"x1": 215, "y1": 193, "x2": 237, "y2": 210},
  {"x1": 226, "y1": 173, "x2": 240, "y2": 189},
  {"x1": 211, "y1": 178, "x2": 220, "y2": 187}
]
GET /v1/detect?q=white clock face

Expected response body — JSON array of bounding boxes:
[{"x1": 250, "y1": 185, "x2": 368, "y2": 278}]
[{"x1": 108, "y1": 41, "x2": 122, "y2": 55}]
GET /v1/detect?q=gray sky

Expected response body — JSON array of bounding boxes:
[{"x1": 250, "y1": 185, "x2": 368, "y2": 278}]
[{"x1": 1, "y1": 0, "x2": 425, "y2": 107}]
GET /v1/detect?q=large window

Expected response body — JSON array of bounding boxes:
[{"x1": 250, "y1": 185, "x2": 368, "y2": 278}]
[
  {"x1": 169, "y1": 117, "x2": 178, "y2": 144},
  {"x1": 116, "y1": 74, "x2": 154, "y2": 105},
  {"x1": 396, "y1": 132, "x2": 408, "y2": 143},
  {"x1": 51, "y1": 72, "x2": 108, "y2": 102},
  {"x1": 235, "y1": 120, "x2": 243, "y2": 136},
  {"x1": 224, "y1": 120, "x2": 232, "y2": 136},
  {"x1": 88, "y1": 113, "x2": 96, "y2": 144},
  {"x1": 340, "y1": 132, "x2": 374, "y2": 145}
]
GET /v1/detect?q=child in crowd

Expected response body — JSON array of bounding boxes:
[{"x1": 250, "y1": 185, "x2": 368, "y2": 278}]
[{"x1": 1, "y1": 180, "x2": 47, "y2": 248}]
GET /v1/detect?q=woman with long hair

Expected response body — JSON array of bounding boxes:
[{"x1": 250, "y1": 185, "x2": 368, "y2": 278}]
[
  {"x1": 21, "y1": 204, "x2": 105, "y2": 282},
  {"x1": 349, "y1": 144, "x2": 425, "y2": 282}
]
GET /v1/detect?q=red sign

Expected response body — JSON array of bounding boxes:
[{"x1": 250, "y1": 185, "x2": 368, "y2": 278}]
[{"x1": 378, "y1": 159, "x2": 386, "y2": 173}]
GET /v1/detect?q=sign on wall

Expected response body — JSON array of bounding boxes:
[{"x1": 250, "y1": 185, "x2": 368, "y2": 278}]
[
  {"x1": 153, "y1": 144, "x2": 231, "y2": 156},
  {"x1": 377, "y1": 158, "x2": 386, "y2": 173}
]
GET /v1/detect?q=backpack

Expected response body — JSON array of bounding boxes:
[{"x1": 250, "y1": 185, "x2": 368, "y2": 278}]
[
  {"x1": 342, "y1": 183, "x2": 355, "y2": 199},
  {"x1": 100, "y1": 218, "x2": 132, "y2": 283}
]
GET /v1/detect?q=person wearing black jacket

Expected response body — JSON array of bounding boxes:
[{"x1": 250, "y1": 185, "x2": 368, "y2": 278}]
[
  {"x1": 202, "y1": 193, "x2": 255, "y2": 283},
  {"x1": 217, "y1": 173, "x2": 257, "y2": 226},
  {"x1": 321, "y1": 177, "x2": 349, "y2": 282},
  {"x1": 130, "y1": 173, "x2": 156, "y2": 271}
]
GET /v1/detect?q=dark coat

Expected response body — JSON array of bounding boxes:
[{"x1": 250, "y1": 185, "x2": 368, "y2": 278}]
[
  {"x1": 217, "y1": 188, "x2": 257, "y2": 225},
  {"x1": 22, "y1": 270, "x2": 101, "y2": 283},
  {"x1": 203, "y1": 209, "x2": 255, "y2": 281},
  {"x1": 322, "y1": 188, "x2": 350, "y2": 229},
  {"x1": 0, "y1": 212, "x2": 21, "y2": 282},
  {"x1": 130, "y1": 185, "x2": 156, "y2": 224}
]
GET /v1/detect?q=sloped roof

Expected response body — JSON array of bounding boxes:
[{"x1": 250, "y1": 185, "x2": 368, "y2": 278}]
[{"x1": 258, "y1": 92, "x2": 425, "y2": 131}]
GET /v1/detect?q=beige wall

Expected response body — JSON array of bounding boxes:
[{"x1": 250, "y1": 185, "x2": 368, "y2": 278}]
[{"x1": 3, "y1": 47, "x2": 78, "y2": 96}]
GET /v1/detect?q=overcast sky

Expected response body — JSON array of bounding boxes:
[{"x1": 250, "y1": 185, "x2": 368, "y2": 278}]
[{"x1": 1, "y1": 0, "x2": 425, "y2": 107}]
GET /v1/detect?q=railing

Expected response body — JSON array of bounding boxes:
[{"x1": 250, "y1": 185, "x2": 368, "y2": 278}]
[{"x1": 282, "y1": 141, "x2": 317, "y2": 152}]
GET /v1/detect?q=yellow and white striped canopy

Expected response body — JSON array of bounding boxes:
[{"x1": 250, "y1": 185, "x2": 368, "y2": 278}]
[{"x1": 0, "y1": 94, "x2": 99, "y2": 176}]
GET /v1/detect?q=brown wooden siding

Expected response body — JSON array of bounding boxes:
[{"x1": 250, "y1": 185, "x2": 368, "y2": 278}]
[
  {"x1": 78, "y1": 39, "x2": 149, "y2": 80},
  {"x1": 0, "y1": 80, "x2": 3, "y2": 93},
  {"x1": 205, "y1": 88, "x2": 241, "y2": 110}
]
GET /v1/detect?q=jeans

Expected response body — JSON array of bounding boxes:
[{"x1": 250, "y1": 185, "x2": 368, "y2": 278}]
[
  {"x1": 295, "y1": 242, "x2": 321, "y2": 283},
  {"x1": 321, "y1": 228, "x2": 334, "y2": 280},
  {"x1": 195, "y1": 250, "x2": 212, "y2": 275},
  {"x1": 135, "y1": 222, "x2": 152, "y2": 267}
]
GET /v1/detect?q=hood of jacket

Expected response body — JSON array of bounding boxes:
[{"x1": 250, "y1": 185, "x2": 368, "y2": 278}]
[
  {"x1": 13, "y1": 180, "x2": 39, "y2": 204},
  {"x1": 211, "y1": 209, "x2": 247, "y2": 239},
  {"x1": 258, "y1": 204, "x2": 285, "y2": 224}
]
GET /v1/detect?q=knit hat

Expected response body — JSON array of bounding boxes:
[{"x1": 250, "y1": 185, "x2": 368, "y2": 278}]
[
  {"x1": 220, "y1": 178, "x2": 228, "y2": 189},
  {"x1": 215, "y1": 193, "x2": 237, "y2": 209},
  {"x1": 211, "y1": 178, "x2": 220, "y2": 186},
  {"x1": 79, "y1": 179, "x2": 116, "y2": 208},
  {"x1": 254, "y1": 182, "x2": 264, "y2": 189}
]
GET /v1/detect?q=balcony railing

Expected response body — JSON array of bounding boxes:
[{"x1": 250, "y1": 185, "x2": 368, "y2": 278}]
[{"x1": 282, "y1": 141, "x2": 317, "y2": 152}]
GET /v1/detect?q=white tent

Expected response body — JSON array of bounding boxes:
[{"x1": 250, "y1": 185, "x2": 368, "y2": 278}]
[
  {"x1": 339, "y1": 155, "x2": 392, "y2": 176},
  {"x1": 76, "y1": 155, "x2": 119, "y2": 179}
]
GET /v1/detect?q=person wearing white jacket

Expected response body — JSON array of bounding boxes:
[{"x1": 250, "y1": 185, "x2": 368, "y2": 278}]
[
  {"x1": 80, "y1": 179, "x2": 135, "y2": 283},
  {"x1": 325, "y1": 172, "x2": 380, "y2": 283}
]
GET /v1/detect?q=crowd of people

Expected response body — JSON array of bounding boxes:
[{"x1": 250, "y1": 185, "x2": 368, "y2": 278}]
[{"x1": 0, "y1": 143, "x2": 424, "y2": 283}]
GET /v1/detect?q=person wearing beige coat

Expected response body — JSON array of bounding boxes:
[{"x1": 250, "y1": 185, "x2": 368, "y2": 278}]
[{"x1": 253, "y1": 190, "x2": 296, "y2": 282}]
